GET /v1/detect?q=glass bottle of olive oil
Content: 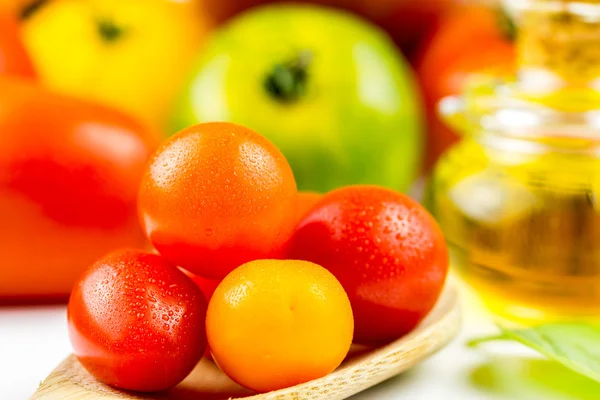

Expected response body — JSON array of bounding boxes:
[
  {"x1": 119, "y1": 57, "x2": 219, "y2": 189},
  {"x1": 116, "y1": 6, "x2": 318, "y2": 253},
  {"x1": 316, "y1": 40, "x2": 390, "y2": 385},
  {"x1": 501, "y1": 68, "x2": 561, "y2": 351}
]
[{"x1": 429, "y1": 0, "x2": 600, "y2": 322}]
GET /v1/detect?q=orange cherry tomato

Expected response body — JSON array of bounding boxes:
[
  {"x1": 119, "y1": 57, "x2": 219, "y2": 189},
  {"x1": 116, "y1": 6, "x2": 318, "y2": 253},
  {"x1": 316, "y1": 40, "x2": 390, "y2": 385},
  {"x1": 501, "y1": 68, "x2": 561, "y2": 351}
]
[
  {"x1": 0, "y1": 12, "x2": 36, "y2": 78},
  {"x1": 206, "y1": 259, "x2": 353, "y2": 392},
  {"x1": 0, "y1": 78, "x2": 158, "y2": 301},
  {"x1": 138, "y1": 122, "x2": 298, "y2": 279}
]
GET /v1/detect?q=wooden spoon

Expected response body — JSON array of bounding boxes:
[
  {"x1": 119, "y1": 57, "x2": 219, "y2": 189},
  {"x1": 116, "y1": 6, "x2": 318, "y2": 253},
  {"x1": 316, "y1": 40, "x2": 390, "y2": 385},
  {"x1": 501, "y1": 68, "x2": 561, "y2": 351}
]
[{"x1": 31, "y1": 284, "x2": 460, "y2": 400}]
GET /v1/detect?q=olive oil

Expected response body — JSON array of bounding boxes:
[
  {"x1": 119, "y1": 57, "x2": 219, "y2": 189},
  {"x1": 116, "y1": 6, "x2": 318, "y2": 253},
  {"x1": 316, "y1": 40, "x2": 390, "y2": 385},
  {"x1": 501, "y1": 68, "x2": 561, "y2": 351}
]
[{"x1": 431, "y1": 139, "x2": 600, "y2": 321}]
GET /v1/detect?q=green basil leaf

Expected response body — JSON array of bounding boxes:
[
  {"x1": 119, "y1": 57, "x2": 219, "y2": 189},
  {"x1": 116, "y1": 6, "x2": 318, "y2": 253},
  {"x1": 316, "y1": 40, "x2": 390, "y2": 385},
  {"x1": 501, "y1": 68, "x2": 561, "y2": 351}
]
[
  {"x1": 468, "y1": 323, "x2": 600, "y2": 384},
  {"x1": 471, "y1": 357, "x2": 600, "y2": 400}
]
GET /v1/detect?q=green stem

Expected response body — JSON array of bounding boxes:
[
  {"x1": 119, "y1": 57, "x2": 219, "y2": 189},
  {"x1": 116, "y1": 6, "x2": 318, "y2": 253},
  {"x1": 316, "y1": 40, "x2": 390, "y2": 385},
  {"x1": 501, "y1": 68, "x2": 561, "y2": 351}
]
[
  {"x1": 20, "y1": 0, "x2": 48, "y2": 20},
  {"x1": 497, "y1": 6, "x2": 516, "y2": 42},
  {"x1": 97, "y1": 18, "x2": 125, "y2": 43},
  {"x1": 264, "y1": 50, "x2": 312, "y2": 104}
]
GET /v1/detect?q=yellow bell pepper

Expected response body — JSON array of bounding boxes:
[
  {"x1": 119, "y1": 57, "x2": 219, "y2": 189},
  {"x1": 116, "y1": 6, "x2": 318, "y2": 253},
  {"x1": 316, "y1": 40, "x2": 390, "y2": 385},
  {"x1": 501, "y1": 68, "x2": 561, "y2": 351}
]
[{"x1": 22, "y1": 0, "x2": 212, "y2": 131}]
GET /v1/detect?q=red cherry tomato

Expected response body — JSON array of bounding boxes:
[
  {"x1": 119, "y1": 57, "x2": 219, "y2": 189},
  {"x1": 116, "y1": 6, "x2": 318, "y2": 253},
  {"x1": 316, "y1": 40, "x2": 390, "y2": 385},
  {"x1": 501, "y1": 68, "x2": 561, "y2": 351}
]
[
  {"x1": 68, "y1": 249, "x2": 208, "y2": 392},
  {"x1": 287, "y1": 185, "x2": 449, "y2": 343},
  {"x1": 0, "y1": 78, "x2": 158, "y2": 301},
  {"x1": 0, "y1": 12, "x2": 36, "y2": 78},
  {"x1": 138, "y1": 122, "x2": 298, "y2": 279}
]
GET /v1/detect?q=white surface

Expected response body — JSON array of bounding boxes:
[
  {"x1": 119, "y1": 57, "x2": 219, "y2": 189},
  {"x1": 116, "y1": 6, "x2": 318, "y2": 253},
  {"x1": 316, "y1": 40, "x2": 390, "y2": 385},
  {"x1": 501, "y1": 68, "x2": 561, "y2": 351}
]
[
  {"x1": 0, "y1": 293, "x2": 535, "y2": 400},
  {"x1": 1, "y1": 305, "x2": 71, "y2": 399}
]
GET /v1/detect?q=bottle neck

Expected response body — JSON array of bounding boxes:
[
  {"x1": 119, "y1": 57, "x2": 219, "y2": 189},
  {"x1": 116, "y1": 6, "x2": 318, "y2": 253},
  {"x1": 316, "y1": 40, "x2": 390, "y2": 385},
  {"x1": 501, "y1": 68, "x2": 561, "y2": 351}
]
[{"x1": 506, "y1": 0, "x2": 600, "y2": 92}]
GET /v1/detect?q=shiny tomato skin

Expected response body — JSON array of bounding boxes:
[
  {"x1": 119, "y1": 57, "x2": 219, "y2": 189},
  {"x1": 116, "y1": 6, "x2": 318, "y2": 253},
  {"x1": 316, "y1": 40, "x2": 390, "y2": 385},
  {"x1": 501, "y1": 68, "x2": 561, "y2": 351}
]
[
  {"x1": 0, "y1": 78, "x2": 158, "y2": 301},
  {"x1": 138, "y1": 122, "x2": 298, "y2": 279},
  {"x1": 68, "y1": 249, "x2": 208, "y2": 392},
  {"x1": 415, "y1": 5, "x2": 515, "y2": 170},
  {"x1": 0, "y1": 13, "x2": 36, "y2": 78},
  {"x1": 287, "y1": 185, "x2": 449, "y2": 343}
]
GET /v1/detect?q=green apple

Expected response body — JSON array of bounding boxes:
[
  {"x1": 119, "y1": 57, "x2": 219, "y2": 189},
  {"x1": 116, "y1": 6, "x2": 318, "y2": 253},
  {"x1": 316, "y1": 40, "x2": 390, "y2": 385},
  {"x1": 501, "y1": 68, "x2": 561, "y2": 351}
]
[{"x1": 172, "y1": 4, "x2": 423, "y2": 193}]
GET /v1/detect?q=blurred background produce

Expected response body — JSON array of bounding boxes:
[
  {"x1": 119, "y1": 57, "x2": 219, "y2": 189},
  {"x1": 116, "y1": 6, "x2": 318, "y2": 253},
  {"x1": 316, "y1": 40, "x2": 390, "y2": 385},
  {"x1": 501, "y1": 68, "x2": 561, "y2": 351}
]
[
  {"x1": 0, "y1": 0, "x2": 28, "y2": 15},
  {"x1": 0, "y1": 77, "x2": 157, "y2": 301},
  {"x1": 173, "y1": 4, "x2": 423, "y2": 193},
  {"x1": 20, "y1": 0, "x2": 211, "y2": 131},
  {"x1": 415, "y1": 4, "x2": 514, "y2": 170},
  {"x1": 0, "y1": 11, "x2": 35, "y2": 77},
  {"x1": 197, "y1": 0, "x2": 457, "y2": 56},
  {"x1": 0, "y1": 0, "x2": 516, "y2": 302}
]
